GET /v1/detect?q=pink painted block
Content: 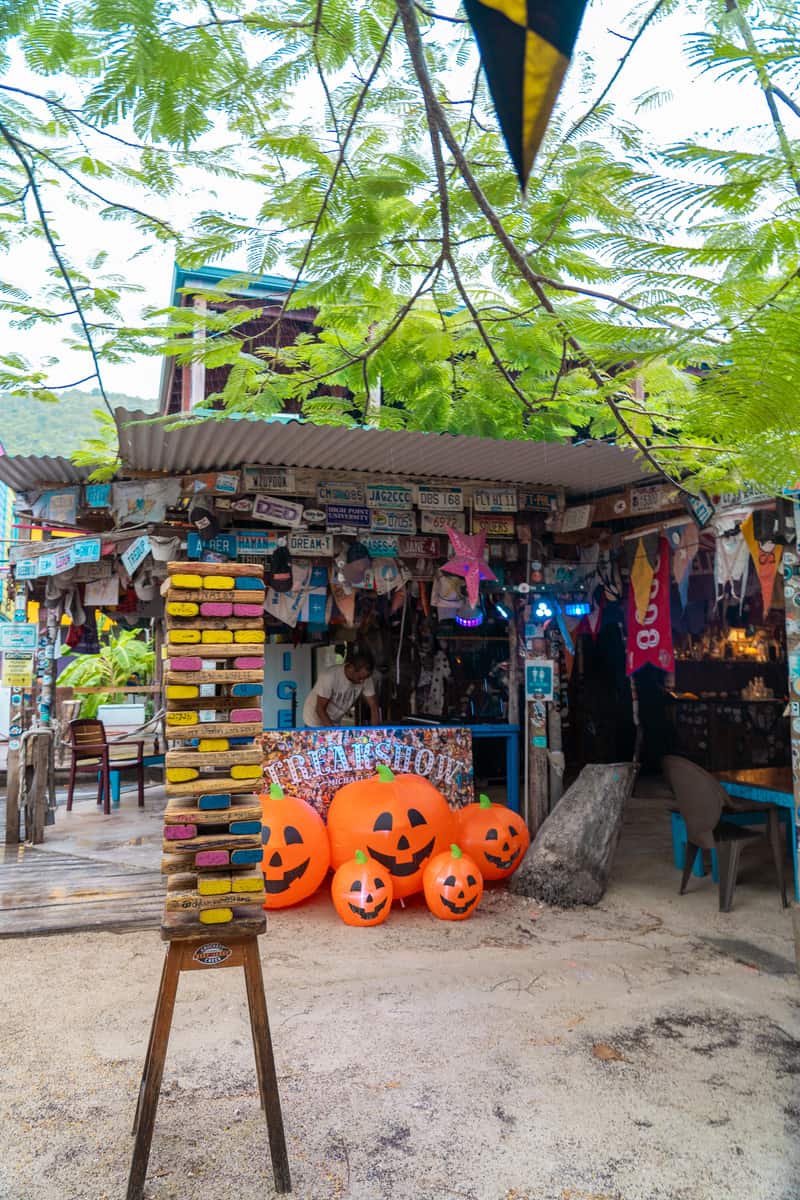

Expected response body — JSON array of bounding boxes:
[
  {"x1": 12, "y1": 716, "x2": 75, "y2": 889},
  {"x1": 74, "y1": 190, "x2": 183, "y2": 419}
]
[
  {"x1": 165, "y1": 824, "x2": 197, "y2": 839},
  {"x1": 231, "y1": 708, "x2": 262, "y2": 723},
  {"x1": 196, "y1": 849, "x2": 229, "y2": 867},
  {"x1": 233, "y1": 657, "x2": 263, "y2": 670},
  {"x1": 233, "y1": 603, "x2": 262, "y2": 617},
  {"x1": 169, "y1": 656, "x2": 203, "y2": 671},
  {"x1": 200, "y1": 602, "x2": 233, "y2": 617}
]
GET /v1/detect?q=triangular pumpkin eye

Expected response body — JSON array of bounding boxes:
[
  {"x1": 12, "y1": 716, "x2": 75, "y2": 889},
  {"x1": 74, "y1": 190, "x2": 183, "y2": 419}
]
[
  {"x1": 467, "y1": 875, "x2": 477, "y2": 886},
  {"x1": 408, "y1": 808, "x2": 427, "y2": 827},
  {"x1": 373, "y1": 811, "x2": 393, "y2": 832},
  {"x1": 261, "y1": 825, "x2": 271, "y2": 843},
  {"x1": 485, "y1": 828, "x2": 499, "y2": 840},
  {"x1": 284, "y1": 825, "x2": 303, "y2": 845},
  {"x1": 443, "y1": 874, "x2": 456, "y2": 887},
  {"x1": 350, "y1": 880, "x2": 362, "y2": 892},
  {"x1": 374, "y1": 878, "x2": 385, "y2": 889},
  {"x1": 509, "y1": 825, "x2": 519, "y2": 837}
]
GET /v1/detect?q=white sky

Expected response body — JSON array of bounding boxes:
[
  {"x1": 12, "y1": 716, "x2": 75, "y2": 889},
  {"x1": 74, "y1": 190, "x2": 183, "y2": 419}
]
[{"x1": 0, "y1": 0, "x2": 780, "y2": 404}]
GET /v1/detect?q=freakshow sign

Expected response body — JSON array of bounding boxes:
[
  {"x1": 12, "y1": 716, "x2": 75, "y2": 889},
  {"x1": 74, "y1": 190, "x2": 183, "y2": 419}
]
[{"x1": 262, "y1": 726, "x2": 474, "y2": 815}]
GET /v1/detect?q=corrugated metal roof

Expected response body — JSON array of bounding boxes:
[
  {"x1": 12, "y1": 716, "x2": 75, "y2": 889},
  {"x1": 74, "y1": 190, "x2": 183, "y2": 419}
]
[
  {"x1": 0, "y1": 455, "x2": 90, "y2": 492},
  {"x1": 115, "y1": 409, "x2": 653, "y2": 494}
]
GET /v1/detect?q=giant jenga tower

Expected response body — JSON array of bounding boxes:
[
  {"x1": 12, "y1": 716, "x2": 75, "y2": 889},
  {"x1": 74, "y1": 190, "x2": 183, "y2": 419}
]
[{"x1": 160, "y1": 561, "x2": 267, "y2": 923}]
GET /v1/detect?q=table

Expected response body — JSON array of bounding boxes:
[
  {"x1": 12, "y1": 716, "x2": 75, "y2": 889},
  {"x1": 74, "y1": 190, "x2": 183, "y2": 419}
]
[{"x1": 717, "y1": 768, "x2": 798, "y2": 902}]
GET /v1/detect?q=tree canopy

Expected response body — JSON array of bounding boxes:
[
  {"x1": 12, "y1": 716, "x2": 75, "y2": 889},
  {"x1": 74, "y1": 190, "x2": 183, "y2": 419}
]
[{"x1": 1, "y1": 0, "x2": 799, "y2": 490}]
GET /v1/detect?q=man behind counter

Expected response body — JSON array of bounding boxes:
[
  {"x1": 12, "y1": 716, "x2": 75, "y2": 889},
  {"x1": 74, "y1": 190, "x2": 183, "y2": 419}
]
[{"x1": 302, "y1": 648, "x2": 380, "y2": 728}]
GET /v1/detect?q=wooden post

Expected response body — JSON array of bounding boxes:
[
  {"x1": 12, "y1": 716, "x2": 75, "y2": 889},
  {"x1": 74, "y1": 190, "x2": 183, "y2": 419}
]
[
  {"x1": 783, "y1": 545, "x2": 800, "y2": 898},
  {"x1": 25, "y1": 731, "x2": 50, "y2": 845},
  {"x1": 527, "y1": 697, "x2": 549, "y2": 835},
  {"x1": 5, "y1": 583, "x2": 30, "y2": 845},
  {"x1": 506, "y1": 596, "x2": 519, "y2": 726},
  {"x1": 547, "y1": 659, "x2": 564, "y2": 807}
]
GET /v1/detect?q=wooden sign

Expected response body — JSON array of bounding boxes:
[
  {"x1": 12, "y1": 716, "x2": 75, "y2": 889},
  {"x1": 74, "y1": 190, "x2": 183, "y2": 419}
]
[
  {"x1": 288, "y1": 531, "x2": 333, "y2": 556},
  {"x1": 242, "y1": 466, "x2": 295, "y2": 493},
  {"x1": 399, "y1": 535, "x2": 443, "y2": 557},
  {"x1": 415, "y1": 485, "x2": 463, "y2": 511},
  {"x1": 370, "y1": 509, "x2": 416, "y2": 534},
  {"x1": 558, "y1": 505, "x2": 594, "y2": 533},
  {"x1": 519, "y1": 489, "x2": 557, "y2": 512},
  {"x1": 473, "y1": 513, "x2": 515, "y2": 537},
  {"x1": 629, "y1": 484, "x2": 680, "y2": 515},
  {"x1": 420, "y1": 511, "x2": 466, "y2": 534},
  {"x1": 317, "y1": 481, "x2": 365, "y2": 505},
  {"x1": 252, "y1": 495, "x2": 304, "y2": 527},
  {"x1": 365, "y1": 483, "x2": 414, "y2": 509},
  {"x1": 472, "y1": 487, "x2": 517, "y2": 513}
]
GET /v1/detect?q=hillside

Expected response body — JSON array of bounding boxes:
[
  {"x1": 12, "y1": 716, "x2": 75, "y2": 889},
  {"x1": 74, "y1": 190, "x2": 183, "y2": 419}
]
[{"x1": 0, "y1": 389, "x2": 157, "y2": 458}]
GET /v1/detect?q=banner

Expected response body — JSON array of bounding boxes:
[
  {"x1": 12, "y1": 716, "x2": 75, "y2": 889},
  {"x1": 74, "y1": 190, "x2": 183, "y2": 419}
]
[
  {"x1": 626, "y1": 537, "x2": 674, "y2": 676},
  {"x1": 262, "y1": 726, "x2": 474, "y2": 816}
]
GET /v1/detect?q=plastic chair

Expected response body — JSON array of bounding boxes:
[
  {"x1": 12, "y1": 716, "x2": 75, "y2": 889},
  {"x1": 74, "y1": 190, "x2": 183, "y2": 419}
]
[
  {"x1": 662, "y1": 755, "x2": 787, "y2": 912},
  {"x1": 66, "y1": 719, "x2": 145, "y2": 816}
]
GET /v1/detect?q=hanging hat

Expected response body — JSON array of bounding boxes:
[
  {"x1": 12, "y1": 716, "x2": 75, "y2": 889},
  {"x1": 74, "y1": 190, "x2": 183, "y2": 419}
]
[
  {"x1": 342, "y1": 540, "x2": 370, "y2": 586},
  {"x1": 188, "y1": 496, "x2": 220, "y2": 542},
  {"x1": 268, "y1": 543, "x2": 293, "y2": 593}
]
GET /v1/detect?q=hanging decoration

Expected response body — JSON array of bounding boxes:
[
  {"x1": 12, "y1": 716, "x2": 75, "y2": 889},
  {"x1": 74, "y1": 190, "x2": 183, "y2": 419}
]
[
  {"x1": 630, "y1": 537, "x2": 656, "y2": 624},
  {"x1": 667, "y1": 522, "x2": 699, "y2": 611},
  {"x1": 741, "y1": 512, "x2": 783, "y2": 614},
  {"x1": 442, "y1": 527, "x2": 497, "y2": 607},
  {"x1": 625, "y1": 536, "x2": 674, "y2": 676},
  {"x1": 712, "y1": 513, "x2": 750, "y2": 608}
]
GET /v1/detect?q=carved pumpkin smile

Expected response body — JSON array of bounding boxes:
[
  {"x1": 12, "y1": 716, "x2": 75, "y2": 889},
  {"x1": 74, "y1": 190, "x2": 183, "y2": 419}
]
[
  {"x1": 484, "y1": 845, "x2": 521, "y2": 871},
  {"x1": 331, "y1": 850, "x2": 394, "y2": 926},
  {"x1": 368, "y1": 836, "x2": 435, "y2": 876},
  {"x1": 348, "y1": 896, "x2": 388, "y2": 921},
  {"x1": 263, "y1": 853, "x2": 310, "y2": 894}
]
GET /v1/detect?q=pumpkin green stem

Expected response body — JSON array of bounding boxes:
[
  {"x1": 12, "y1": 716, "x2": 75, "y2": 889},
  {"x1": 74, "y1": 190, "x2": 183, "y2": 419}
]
[
  {"x1": 478, "y1": 794, "x2": 492, "y2": 809},
  {"x1": 450, "y1": 843, "x2": 463, "y2": 859},
  {"x1": 355, "y1": 850, "x2": 368, "y2": 865},
  {"x1": 376, "y1": 764, "x2": 395, "y2": 783},
  {"x1": 269, "y1": 782, "x2": 285, "y2": 800}
]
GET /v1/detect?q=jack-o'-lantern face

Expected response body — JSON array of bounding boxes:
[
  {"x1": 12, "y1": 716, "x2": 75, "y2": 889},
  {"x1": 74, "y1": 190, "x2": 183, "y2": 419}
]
[
  {"x1": 457, "y1": 794, "x2": 530, "y2": 881},
  {"x1": 259, "y1": 784, "x2": 331, "y2": 909},
  {"x1": 327, "y1": 765, "x2": 456, "y2": 900},
  {"x1": 423, "y1": 844, "x2": 484, "y2": 921},
  {"x1": 331, "y1": 850, "x2": 394, "y2": 926}
]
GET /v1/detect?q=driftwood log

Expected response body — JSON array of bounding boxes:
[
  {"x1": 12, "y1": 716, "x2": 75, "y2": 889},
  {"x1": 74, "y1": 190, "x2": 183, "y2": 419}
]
[{"x1": 510, "y1": 763, "x2": 637, "y2": 907}]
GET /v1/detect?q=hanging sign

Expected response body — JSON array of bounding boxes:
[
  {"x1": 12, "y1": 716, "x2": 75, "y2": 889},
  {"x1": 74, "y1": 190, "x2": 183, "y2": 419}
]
[
  {"x1": 85, "y1": 484, "x2": 111, "y2": 509},
  {"x1": 415, "y1": 485, "x2": 463, "y2": 511},
  {"x1": 252, "y1": 495, "x2": 304, "y2": 527},
  {"x1": 473, "y1": 513, "x2": 515, "y2": 537},
  {"x1": 187, "y1": 532, "x2": 238, "y2": 560},
  {"x1": 14, "y1": 559, "x2": 36, "y2": 580},
  {"x1": 630, "y1": 484, "x2": 680, "y2": 515},
  {"x1": 242, "y1": 466, "x2": 295, "y2": 493},
  {"x1": 472, "y1": 488, "x2": 517, "y2": 513},
  {"x1": 558, "y1": 504, "x2": 593, "y2": 532},
  {"x1": 36, "y1": 555, "x2": 55, "y2": 577},
  {"x1": 288, "y1": 531, "x2": 334, "y2": 556},
  {"x1": 626, "y1": 536, "x2": 674, "y2": 676},
  {"x1": 366, "y1": 483, "x2": 414, "y2": 510},
  {"x1": 525, "y1": 658, "x2": 555, "y2": 702},
  {"x1": 183, "y1": 471, "x2": 239, "y2": 496},
  {"x1": 72, "y1": 539, "x2": 101, "y2": 564},
  {"x1": 53, "y1": 546, "x2": 75, "y2": 575},
  {"x1": 2, "y1": 653, "x2": 34, "y2": 688},
  {"x1": 370, "y1": 509, "x2": 416, "y2": 534},
  {"x1": 519, "y1": 489, "x2": 558, "y2": 512},
  {"x1": 420, "y1": 511, "x2": 466, "y2": 534},
  {"x1": 317, "y1": 481, "x2": 365, "y2": 505},
  {"x1": 0, "y1": 624, "x2": 37, "y2": 653},
  {"x1": 362, "y1": 534, "x2": 400, "y2": 558},
  {"x1": 325, "y1": 504, "x2": 370, "y2": 528},
  {"x1": 685, "y1": 490, "x2": 715, "y2": 529},
  {"x1": 399, "y1": 535, "x2": 443, "y2": 558},
  {"x1": 121, "y1": 535, "x2": 152, "y2": 577}
]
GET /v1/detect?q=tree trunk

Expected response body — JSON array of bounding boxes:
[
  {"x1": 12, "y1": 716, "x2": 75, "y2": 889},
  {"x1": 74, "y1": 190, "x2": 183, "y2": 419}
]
[{"x1": 510, "y1": 762, "x2": 637, "y2": 907}]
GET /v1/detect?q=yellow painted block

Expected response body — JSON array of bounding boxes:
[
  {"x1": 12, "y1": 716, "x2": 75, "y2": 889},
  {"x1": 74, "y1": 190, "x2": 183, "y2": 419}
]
[
  {"x1": 232, "y1": 876, "x2": 264, "y2": 893},
  {"x1": 167, "y1": 601, "x2": 199, "y2": 617},
  {"x1": 171, "y1": 573, "x2": 203, "y2": 589},
  {"x1": 200, "y1": 908, "x2": 233, "y2": 924},
  {"x1": 198, "y1": 875, "x2": 232, "y2": 895},
  {"x1": 166, "y1": 684, "x2": 199, "y2": 699},
  {"x1": 166, "y1": 711, "x2": 196, "y2": 726},
  {"x1": 166, "y1": 767, "x2": 199, "y2": 783},
  {"x1": 198, "y1": 738, "x2": 230, "y2": 752},
  {"x1": 203, "y1": 576, "x2": 234, "y2": 590},
  {"x1": 202, "y1": 629, "x2": 232, "y2": 643},
  {"x1": 171, "y1": 629, "x2": 201, "y2": 644},
  {"x1": 234, "y1": 629, "x2": 265, "y2": 643},
  {"x1": 231, "y1": 764, "x2": 261, "y2": 780}
]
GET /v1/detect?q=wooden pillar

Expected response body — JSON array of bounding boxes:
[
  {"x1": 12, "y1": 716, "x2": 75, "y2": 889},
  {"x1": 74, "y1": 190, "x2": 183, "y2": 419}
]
[
  {"x1": 547, "y1": 659, "x2": 564, "y2": 807},
  {"x1": 506, "y1": 597, "x2": 519, "y2": 726},
  {"x1": 5, "y1": 583, "x2": 29, "y2": 845},
  {"x1": 527, "y1": 696, "x2": 549, "y2": 834},
  {"x1": 783, "y1": 545, "x2": 800, "y2": 883}
]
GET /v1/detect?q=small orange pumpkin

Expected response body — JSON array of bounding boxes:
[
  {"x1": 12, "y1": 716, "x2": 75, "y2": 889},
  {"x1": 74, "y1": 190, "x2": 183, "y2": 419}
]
[
  {"x1": 423, "y1": 843, "x2": 483, "y2": 921},
  {"x1": 327, "y1": 764, "x2": 456, "y2": 899},
  {"x1": 457, "y1": 794, "x2": 530, "y2": 881},
  {"x1": 260, "y1": 782, "x2": 330, "y2": 909},
  {"x1": 331, "y1": 850, "x2": 393, "y2": 926}
]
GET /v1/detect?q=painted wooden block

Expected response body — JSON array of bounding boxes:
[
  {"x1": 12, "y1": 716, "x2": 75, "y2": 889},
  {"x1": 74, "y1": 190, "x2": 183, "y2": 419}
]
[
  {"x1": 229, "y1": 820, "x2": 261, "y2": 835},
  {"x1": 200, "y1": 908, "x2": 233, "y2": 924},
  {"x1": 167, "y1": 601, "x2": 199, "y2": 617},
  {"x1": 202, "y1": 629, "x2": 233, "y2": 643},
  {"x1": 166, "y1": 890, "x2": 265, "y2": 912},
  {"x1": 166, "y1": 588, "x2": 266, "y2": 606},
  {"x1": 231, "y1": 848, "x2": 263, "y2": 865},
  {"x1": 196, "y1": 850, "x2": 229, "y2": 867},
  {"x1": 200, "y1": 601, "x2": 233, "y2": 617},
  {"x1": 166, "y1": 684, "x2": 199, "y2": 700},
  {"x1": 166, "y1": 668, "x2": 264, "y2": 686},
  {"x1": 231, "y1": 764, "x2": 261, "y2": 780},
  {"x1": 231, "y1": 683, "x2": 263, "y2": 698},
  {"x1": 166, "y1": 711, "x2": 198, "y2": 727},
  {"x1": 169, "y1": 561, "x2": 264, "y2": 579},
  {"x1": 231, "y1": 708, "x2": 262, "y2": 723},
  {"x1": 233, "y1": 603, "x2": 262, "y2": 617},
  {"x1": 168, "y1": 656, "x2": 204, "y2": 672},
  {"x1": 198, "y1": 875, "x2": 232, "y2": 895},
  {"x1": 198, "y1": 793, "x2": 232, "y2": 810},
  {"x1": 203, "y1": 576, "x2": 235, "y2": 590},
  {"x1": 171, "y1": 573, "x2": 203, "y2": 589},
  {"x1": 228, "y1": 737, "x2": 255, "y2": 747},
  {"x1": 236, "y1": 575, "x2": 264, "y2": 589},
  {"x1": 198, "y1": 738, "x2": 230, "y2": 752},
  {"x1": 165, "y1": 798, "x2": 260, "y2": 825},
  {"x1": 166, "y1": 767, "x2": 199, "y2": 783},
  {"x1": 165, "y1": 722, "x2": 261, "y2": 743},
  {"x1": 165, "y1": 642, "x2": 256, "y2": 658},
  {"x1": 165, "y1": 778, "x2": 256, "y2": 799},
  {"x1": 165, "y1": 824, "x2": 198, "y2": 840},
  {"x1": 170, "y1": 629, "x2": 202, "y2": 644},
  {"x1": 234, "y1": 629, "x2": 266, "y2": 643},
  {"x1": 162, "y1": 829, "x2": 261, "y2": 852},
  {"x1": 231, "y1": 874, "x2": 265, "y2": 893},
  {"x1": 166, "y1": 748, "x2": 261, "y2": 769},
  {"x1": 233, "y1": 657, "x2": 264, "y2": 670}
]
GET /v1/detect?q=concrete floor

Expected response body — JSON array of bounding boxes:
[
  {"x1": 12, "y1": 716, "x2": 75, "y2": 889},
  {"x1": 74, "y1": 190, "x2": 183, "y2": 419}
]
[{"x1": 0, "y1": 778, "x2": 798, "y2": 1200}]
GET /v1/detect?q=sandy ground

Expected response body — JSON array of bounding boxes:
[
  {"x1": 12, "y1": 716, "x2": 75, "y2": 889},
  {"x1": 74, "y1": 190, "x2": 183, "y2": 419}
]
[{"x1": 1, "y1": 785, "x2": 798, "y2": 1200}]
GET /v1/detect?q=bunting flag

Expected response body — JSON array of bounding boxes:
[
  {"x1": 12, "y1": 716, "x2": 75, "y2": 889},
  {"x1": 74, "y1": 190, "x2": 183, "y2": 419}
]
[
  {"x1": 741, "y1": 512, "x2": 782, "y2": 613},
  {"x1": 630, "y1": 537, "x2": 656, "y2": 625},
  {"x1": 626, "y1": 537, "x2": 675, "y2": 676},
  {"x1": 462, "y1": 0, "x2": 589, "y2": 188},
  {"x1": 713, "y1": 515, "x2": 750, "y2": 607},
  {"x1": 667, "y1": 522, "x2": 699, "y2": 611}
]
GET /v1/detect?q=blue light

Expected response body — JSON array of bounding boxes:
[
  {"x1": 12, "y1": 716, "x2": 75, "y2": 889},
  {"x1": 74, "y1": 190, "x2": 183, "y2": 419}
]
[
  {"x1": 494, "y1": 602, "x2": 510, "y2": 621},
  {"x1": 534, "y1": 599, "x2": 554, "y2": 620},
  {"x1": 565, "y1": 602, "x2": 591, "y2": 617}
]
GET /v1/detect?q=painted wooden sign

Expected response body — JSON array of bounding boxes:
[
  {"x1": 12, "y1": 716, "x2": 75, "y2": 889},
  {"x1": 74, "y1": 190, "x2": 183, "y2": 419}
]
[
  {"x1": 242, "y1": 466, "x2": 295, "y2": 493},
  {"x1": 362, "y1": 534, "x2": 400, "y2": 558},
  {"x1": 317, "y1": 481, "x2": 366, "y2": 505},
  {"x1": 365, "y1": 483, "x2": 414, "y2": 510},
  {"x1": 472, "y1": 487, "x2": 517, "y2": 512},
  {"x1": 629, "y1": 484, "x2": 681, "y2": 515},
  {"x1": 252, "y1": 495, "x2": 304, "y2": 527},
  {"x1": 420, "y1": 511, "x2": 466, "y2": 533},
  {"x1": 399, "y1": 535, "x2": 443, "y2": 557},
  {"x1": 370, "y1": 509, "x2": 416, "y2": 534},
  {"x1": 415, "y1": 485, "x2": 464, "y2": 511},
  {"x1": 519, "y1": 489, "x2": 557, "y2": 512}
]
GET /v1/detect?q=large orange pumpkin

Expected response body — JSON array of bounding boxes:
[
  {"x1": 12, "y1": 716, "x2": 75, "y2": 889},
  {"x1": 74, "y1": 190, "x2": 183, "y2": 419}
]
[
  {"x1": 331, "y1": 849, "x2": 393, "y2": 927},
  {"x1": 457, "y1": 793, "x2": 530, "y2": 881},
  {"x1": 260, "y1": 782, "x2": 330, "y2": 908},
  {"x1": 423, "y1": 843, "x2": 483, "y2": 921},
  {"x1": 327, "y1": 764, "x2": 456, "y2": 900}
]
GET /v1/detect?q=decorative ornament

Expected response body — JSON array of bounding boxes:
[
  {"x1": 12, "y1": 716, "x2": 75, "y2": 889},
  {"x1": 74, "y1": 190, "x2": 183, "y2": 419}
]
[
  {"x1": 259, "y1": 782, "x2": 331, "y2": 909},
  {"x1": 423, "y1": 843, "x2": 483, "y2": 921},
  {"x1": 630, "y1": 537, "x2": 656, "y2": 624},
  {"x1": 331, "y1": 849, "x2": 393, "y2": 926},
  {"x1": 741, "y1": 512, "x2": 783, "y2": 614},
  {"x1": 442, "y1": 528, "x2": 497, "y2": 607},
  {"x1": 456, "y1": 794, "x2": 530, "y2": 881}
]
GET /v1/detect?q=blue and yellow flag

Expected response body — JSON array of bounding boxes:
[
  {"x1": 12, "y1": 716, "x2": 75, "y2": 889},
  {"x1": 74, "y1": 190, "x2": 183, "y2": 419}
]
[{"x1": 463, "y1": 0, "x2": 588, "y2": 187}]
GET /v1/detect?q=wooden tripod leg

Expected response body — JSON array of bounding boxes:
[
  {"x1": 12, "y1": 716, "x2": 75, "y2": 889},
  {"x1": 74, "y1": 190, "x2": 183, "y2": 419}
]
[
  {"x1": 132, "y1": 952, "x2": 170, "y2": 1137},
  {"x1": 126, "y1": 943, "x2": 181, "y2": 1200},
  {"x1": 242, "y1": 938, "x2": 292, "y2": 1194}
]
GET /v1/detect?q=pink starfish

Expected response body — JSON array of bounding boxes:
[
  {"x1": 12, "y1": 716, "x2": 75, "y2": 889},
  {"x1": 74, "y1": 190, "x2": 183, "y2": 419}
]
[{"x1": 441, "y1": 527, "x2": 497, "y2": 606}]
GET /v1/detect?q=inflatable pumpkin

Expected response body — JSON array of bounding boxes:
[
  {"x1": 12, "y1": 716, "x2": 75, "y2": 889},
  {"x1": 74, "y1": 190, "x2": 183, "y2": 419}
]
[
  {"x1": 457, "y1": 793, "x2": 530, "y2": 881},
  {"x1": 327, "y1": 764, "x2": 456, "y2": 899},
  {"x1": 260, "y1": 782, "x2": 330, "y2": 909},
  {"x1": 331, "y1": 850, "x2": 393, "y2": 927},
  {"x1": 423, "y1": 843, "x2": 483, "y2": 921}
]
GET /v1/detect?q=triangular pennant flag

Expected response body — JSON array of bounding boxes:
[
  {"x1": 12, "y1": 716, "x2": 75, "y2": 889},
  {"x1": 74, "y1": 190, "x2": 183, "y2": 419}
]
[
  {"x1": 669, "y1": 523, "x2": 698, "y2": 611},
  {"x1": 757, "y1": 544, "x2": 782, "y2": 614},
  {"x1": 740, "y1": 512, "x2": 759, "y2": 570},
  {"x1": 630, "y1": 537, "x2": 656, "y2": 624},
  {"x1": 462, "y1": 0, "x2": 589, "y2": 189}
]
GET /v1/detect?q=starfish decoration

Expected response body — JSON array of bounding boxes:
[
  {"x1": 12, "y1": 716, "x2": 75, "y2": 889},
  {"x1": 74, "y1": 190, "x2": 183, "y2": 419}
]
[{"x1": 441, "y1": 527, "x2": 497, "y2": 606}]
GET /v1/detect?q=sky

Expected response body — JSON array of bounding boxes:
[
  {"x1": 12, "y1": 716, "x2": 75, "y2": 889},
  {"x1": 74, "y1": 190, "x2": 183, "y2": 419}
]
[{"x1": 0, "y1": 0, "x2": 780, "y2": 405}]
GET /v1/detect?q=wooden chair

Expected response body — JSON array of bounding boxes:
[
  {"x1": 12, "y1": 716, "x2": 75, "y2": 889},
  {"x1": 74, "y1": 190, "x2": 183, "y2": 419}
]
[
  {"x1": 66, "y1": 719, "x2": 145, "y2": 816},
  {"x1": 662, "y1": 755, "x2": 787, "y2": 912}
]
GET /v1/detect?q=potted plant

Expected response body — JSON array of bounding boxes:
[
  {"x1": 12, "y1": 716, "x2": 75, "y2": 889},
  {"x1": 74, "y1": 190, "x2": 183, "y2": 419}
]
[{"x1": 57, "y1": 628, "x2": 155, "y2": 721}]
